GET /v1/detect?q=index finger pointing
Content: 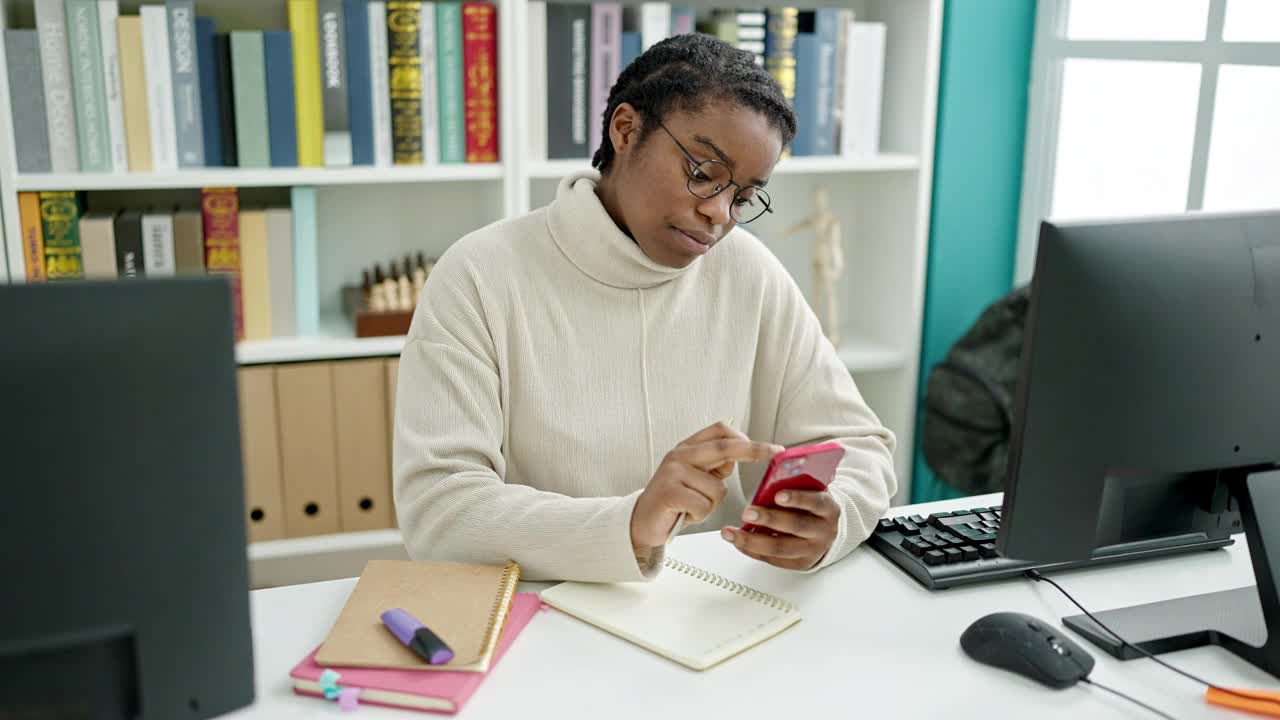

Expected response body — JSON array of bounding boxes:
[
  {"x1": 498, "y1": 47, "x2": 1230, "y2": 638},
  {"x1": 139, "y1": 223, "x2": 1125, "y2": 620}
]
[{"x1": 673, "y1": 438, "x2": 784, "y2": 471}]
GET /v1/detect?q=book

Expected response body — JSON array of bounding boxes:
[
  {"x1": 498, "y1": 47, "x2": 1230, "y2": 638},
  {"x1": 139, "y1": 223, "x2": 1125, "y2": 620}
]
[
  {"x1": 230, "y1": 31, "x2": 269, "y2": 167},
  {"x1": 315, "y1": 559, "x2": 521, "y2": 673},
  {"x1": 368, "y1": 0, "x2": 393, "y2": 165},
  {"x1": 17, "y1": 193, "x2": 46, "y2": 281},
  {"x1": 539, "y1": 556, "x2": 801, "y2": 671},
  {"x1": 39, "y1": 191, "x2": 84, "y2": 280},
  {"x1": 65, "y1": 0, "x2": 111, "y2": 173},
  {"x1": 141, "y1": 5, "x2": 178, "y2": 171},
  {"x1": 589, "y1": 3, "x2": 621, "y2": 157},
  {"x1": 79, "y1": 211, "x2": 117, "y2": 279},
  {"x1": 291, "y1": 592, "x2": 541, "y2": 714},
  {"x1": 141, "y1": 209, "x2": 176, "y2": 276},
  {"x1": 201, "y1": 187, "x2": 242, "y2": 339},
  {"x1": 318, "y1": 0, "x2": 353, "y2": 166},
  {"x1": 98, "y1": 0, "x2": 129, "y2": 172},
  {"x1": 461, "y1": 2, "x2": 497, "y2": 162},
  {"x1": 167, "y1": 0, "x2": 205, "y2": 168},
  {"x1": 386, "y1": 0, "x2": 424, "y2": 164},
  {"x1": 263, "y1": 31, "x2": 299, "y2": 167},
  {"x1": 418, "y1": 2, "x2": 440, "y2": 165},
  {"x1": 35, "y1": 0, "x2": 79, "y2": 173},
  {"x1": 525, "y1": 1, "x2": 546, "y2": 163},
  {"x1": 116, "y1": 15, "x2": 151, "y2": 172},
  {"x1": 435, "y1": 1, "x2": 464, "y2": 163},
  {"x1": 288, "y1": 0, "x2": 325, "y2": 166},
  {"x1": 343, "y1": 0, "x2": 374, "y2": 165},
  {"x1": 546, "y1": 3, "x2": 589, "y2": 160},
  {"x1": 6, "y1": 32, "x2": 52, "y2": 174}
]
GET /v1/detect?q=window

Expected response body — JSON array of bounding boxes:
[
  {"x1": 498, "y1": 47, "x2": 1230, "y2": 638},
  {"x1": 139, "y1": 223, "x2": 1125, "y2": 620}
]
[{"x1": 1015, "y1": 0, "x2": 1280, "y2": 282}]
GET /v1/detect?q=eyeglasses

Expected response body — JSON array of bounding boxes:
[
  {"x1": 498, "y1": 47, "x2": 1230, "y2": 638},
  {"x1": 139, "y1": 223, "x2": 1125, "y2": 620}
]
[{"x1": 657, "y1": 122, "x2": 773, "y2": 224}]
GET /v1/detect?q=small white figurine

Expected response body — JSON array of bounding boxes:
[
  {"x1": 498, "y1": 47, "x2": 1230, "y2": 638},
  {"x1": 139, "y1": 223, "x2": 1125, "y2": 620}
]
[{"x1": 784, "y1": 187, "x2": 844, "y2": 346}]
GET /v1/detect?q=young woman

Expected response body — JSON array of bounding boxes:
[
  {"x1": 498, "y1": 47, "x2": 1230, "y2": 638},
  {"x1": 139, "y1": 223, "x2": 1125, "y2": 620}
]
[{"x1": 393, "y1": 33, "x2": 896, "y2": 583}]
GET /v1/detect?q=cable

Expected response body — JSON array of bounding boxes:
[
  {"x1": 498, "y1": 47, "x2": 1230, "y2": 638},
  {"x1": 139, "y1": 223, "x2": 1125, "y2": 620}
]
[
  {"x1": 1026, "y1": 569, "x2": 1280, "y2": 710},
  {"x1": 1080, "y1": 677, "x2": 1179, "y2": 720}
]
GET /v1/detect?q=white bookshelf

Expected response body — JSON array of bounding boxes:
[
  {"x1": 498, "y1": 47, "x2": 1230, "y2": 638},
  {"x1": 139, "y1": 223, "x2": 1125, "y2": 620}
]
[{"x1": 0, "y1": 0, "x2": 943, "y2": 576}]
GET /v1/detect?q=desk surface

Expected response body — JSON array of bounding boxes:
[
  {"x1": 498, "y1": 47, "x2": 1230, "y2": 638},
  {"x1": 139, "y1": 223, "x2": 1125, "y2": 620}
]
[{"x1": 228, "y1": 493, "x2": 1276, "y2": 719}]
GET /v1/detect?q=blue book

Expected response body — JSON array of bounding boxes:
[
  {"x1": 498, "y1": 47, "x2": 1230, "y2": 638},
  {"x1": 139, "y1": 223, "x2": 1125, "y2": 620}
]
[
  {"x1": 263, "y1": 31, "x2": 299, "y2": 167},
  {"x1": 790, "y1": 32, "x2": 818, "y2": 156},
  {"x1": 195, "y1": 17, "x2": 225, "y2": 165},
  {"x1": 343, "y1": 0, "x2": 374, "y2": 165},
  {"x1": 291, "y1": 186, "x2": 319, "y2": 336},
  {"x1": 620, "y1": 31, "x2": 641, "y2": 70},
  {"x1": 810, "y1": 9, "x2": 841, "y2": 156}
]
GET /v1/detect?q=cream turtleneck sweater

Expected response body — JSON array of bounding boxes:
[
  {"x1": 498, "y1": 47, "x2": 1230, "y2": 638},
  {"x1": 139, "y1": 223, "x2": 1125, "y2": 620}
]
[{"x1": 393, "y1": 171, "x2": 897, "y2": 583}]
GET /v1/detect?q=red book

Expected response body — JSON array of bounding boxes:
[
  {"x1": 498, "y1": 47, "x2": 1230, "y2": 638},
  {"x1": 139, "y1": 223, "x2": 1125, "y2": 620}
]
[
  {"x1": 462, "y1": 2, "x2": 498, "y2": 163},
  {"x1": 201, "y1": 187, "x2": 243, "y2": 341}
]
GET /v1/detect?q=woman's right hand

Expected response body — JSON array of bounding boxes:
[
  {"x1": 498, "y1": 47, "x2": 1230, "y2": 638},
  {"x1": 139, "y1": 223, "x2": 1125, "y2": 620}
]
[{"x1": 630, "y1": 421, "x2": 783, "y2": 550}]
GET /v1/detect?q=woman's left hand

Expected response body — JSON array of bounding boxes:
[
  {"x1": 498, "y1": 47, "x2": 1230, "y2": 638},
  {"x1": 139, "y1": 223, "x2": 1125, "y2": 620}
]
[{"x1": 721, "y1": 490, "x2": 840, "y2": 570}]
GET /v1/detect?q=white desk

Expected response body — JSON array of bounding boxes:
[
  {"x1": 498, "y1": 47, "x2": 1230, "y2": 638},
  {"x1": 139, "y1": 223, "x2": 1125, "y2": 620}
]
[{"x1": 228, "y1": 493, "x2": 1277, "y2": 719}]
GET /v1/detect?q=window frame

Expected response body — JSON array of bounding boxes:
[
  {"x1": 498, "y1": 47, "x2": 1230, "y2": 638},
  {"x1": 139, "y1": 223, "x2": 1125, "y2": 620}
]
[{"x1": 1014, "y1": 0, "x2": 1280, "y2": 283}]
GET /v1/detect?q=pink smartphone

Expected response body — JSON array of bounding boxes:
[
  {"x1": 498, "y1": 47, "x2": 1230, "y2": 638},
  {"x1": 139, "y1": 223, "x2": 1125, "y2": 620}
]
[{"x1": 741, "y1": 441, "x2": 845, "y2": 535}]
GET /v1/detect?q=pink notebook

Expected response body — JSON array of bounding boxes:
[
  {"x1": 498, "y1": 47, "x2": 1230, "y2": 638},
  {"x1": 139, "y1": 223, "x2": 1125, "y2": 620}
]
[{"x1": 290, "y1": 592, "x2": 542, "y2": 714}]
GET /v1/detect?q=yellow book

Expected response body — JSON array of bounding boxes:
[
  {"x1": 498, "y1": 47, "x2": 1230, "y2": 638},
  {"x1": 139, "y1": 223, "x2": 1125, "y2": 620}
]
[
  {"x1": 17, "y1": 193, "x2": 45, "y2": 282},
  {"x1": 238, "y1": 209, "x2": 272, "y2": 340},
  {"x1": 116, "y1": 16, "x2": 152, "y2": 173},
  {"x1": 288, "y1": 0, "x2": 325, "y2": 166}
]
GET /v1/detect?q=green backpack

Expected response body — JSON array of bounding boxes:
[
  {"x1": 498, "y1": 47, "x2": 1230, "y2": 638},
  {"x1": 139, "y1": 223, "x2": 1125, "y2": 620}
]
[{"x1": 921, "y1": 285, "x2": 1031, "y2": 495}]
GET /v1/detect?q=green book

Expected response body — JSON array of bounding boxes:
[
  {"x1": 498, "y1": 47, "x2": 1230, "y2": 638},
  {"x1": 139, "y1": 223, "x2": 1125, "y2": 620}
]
[
  {"x1": 436, "y1": 2, "x2": 465, "y2": 164},
  {"x1": 65, "y1": 0, "x2": 112, "y2": 172},
  {"x1": 230, "y1": 31, "x2": 270, "y2": 167},
  {"x1": 39, "y1": 191, "x2": 84, "y2": 280}
]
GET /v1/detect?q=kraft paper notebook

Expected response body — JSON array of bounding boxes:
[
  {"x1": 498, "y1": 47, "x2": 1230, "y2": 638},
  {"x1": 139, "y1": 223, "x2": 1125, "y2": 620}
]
[
  {"x1": 539, "y1": 557, "x2": 801, "y2": 671},
  {"x1": 315, "y1": 559, "x2": 521, "y2": 673},
  {"x1": 291, "y1": 592, "x2": 542, "y2": 714}
]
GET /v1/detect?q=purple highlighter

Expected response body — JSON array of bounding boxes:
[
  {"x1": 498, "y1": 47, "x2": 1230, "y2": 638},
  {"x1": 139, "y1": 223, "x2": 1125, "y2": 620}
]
[{"x1": 380, "y1": 608, "x2": 455, "y2": 665}]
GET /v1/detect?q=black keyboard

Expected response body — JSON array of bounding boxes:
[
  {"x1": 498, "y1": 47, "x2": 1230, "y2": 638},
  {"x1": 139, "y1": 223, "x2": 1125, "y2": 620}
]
[{"x1": 868, "y1": 505, "x2": 1234, "y2": 590}]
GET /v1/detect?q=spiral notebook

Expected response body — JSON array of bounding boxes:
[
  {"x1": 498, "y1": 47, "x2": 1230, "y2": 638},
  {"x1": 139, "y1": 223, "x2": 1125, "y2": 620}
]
[{"x1": 539, "y1": 557, "x2": 801, "y2": 671}]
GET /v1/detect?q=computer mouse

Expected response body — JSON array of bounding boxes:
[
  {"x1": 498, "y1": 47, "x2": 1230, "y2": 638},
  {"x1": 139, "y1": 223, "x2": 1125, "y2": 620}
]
[{"x1": 960, "y1": 612, "x2": 1095, "y2": 689}]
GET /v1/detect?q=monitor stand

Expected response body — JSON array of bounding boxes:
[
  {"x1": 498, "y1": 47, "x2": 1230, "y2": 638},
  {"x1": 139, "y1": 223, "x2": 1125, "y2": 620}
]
[{"x1": 1062, "y1": 467, "x2": 1280, "y2": 678}]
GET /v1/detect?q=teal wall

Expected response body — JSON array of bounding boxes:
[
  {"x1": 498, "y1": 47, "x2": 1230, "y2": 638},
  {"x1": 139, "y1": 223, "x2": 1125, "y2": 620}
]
[{"x1": 912, "y1": 0, "x2": 1038, "y2": 502}]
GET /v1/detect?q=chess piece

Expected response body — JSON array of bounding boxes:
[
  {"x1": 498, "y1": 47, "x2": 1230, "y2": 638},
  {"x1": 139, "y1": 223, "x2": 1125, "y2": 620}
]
[
  {"x1": 370, "y1": 264, "x2": 388, "y2": 312},
  {"x1": 397, "y1": 256, "x2": 413, "y2": 310},
  {"x1": 413, "y1": 251, "x2": 428, "y2": 304},
  {"x1": 361, "y1": 269, "x2": 372, "y2": 309},
  {"x1": 381, "y1": 260, "x2": 400, "y2": 310},
  {"x1": 784, "y1": 188, "x2": 844, "y2": 346}
]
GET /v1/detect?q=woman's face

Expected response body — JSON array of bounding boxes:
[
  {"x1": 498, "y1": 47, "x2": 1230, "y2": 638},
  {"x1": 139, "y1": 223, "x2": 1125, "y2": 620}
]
[{"x1": 601, "y1": 100, "x2": 784, "y2": 268}]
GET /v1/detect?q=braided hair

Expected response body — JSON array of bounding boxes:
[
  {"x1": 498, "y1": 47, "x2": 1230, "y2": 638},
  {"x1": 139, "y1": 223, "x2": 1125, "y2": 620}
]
[{"x1": 591, "y1": 33, "x2": 797, "y2": 173}]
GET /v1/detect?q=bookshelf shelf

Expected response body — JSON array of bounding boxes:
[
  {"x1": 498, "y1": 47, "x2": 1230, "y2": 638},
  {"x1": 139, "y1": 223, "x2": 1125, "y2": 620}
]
[
  {"x1": 13, "y1": 163, "x2": 505, "y2": 192},
  {"x1": 525, "y1": 153, "x2": 920, "y2": 180},
  {"x1": 236, "y1": 332, "x2": 406, "y2": 365},
  {"x1": 837, "y1": 340, "x2": 907, "y2": 373}
]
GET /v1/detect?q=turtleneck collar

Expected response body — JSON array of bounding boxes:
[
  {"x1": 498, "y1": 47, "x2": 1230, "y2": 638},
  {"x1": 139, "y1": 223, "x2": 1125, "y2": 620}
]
[{"x1": 546, "y1": 170, "x2": 699, "y2": 290}]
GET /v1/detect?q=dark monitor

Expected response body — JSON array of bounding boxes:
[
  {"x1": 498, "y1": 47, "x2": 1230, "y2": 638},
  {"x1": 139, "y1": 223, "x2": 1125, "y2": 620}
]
[
  {"x1": 0, "y1": 278, "x2": 255, "y2": 718},
  {"x1": 997, "y1": 209, "x2": 1280, "y2": 677}
]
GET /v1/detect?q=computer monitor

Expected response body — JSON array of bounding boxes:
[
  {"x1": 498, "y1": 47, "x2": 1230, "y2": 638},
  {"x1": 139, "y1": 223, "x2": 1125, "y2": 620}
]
[
  {"x1": 997, "y1": 209, "x2": 1280, "y2": 677},
  {"x1": 0, "y1": 278, "x2": 256, "y2": 718}
]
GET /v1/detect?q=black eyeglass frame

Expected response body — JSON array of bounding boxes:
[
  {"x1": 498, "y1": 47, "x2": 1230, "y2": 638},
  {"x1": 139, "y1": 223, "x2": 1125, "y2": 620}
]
[{"x1": 656, "y1": 122, "x2": 774, "y2": 224}]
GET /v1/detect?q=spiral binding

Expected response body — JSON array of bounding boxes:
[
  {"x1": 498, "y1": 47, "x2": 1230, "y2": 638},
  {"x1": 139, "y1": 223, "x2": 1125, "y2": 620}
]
[
  {"x1": 480, "y1": 560, "x2": 522, "y2": 665},
  {"x1": 664, "y1": 557, "x2": 797, "y2": 613}
]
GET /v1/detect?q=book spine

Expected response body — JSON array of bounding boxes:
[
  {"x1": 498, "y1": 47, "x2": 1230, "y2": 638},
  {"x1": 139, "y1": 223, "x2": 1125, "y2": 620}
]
[
  {"x1": 461, "y1": 2, "x2": 497, "y2": 163},
  {"x1": 589, "y1": 3, "x2": 621, "y2": 156},
  {"x1": 112, "y1": 209, "x2": 144, "y2": 277},
  {"x1": 619, "y1": 31, "x2": 640, "y2": 72},
  {"x1": 5, "y1": 31, "x2": 53, "y2": 173},
  {"x1": 435, "y1": 1, "x2": 464, "y2": 163},
  {"x1": 764, "y1": 8, "x2": 798, "y2": 108},
  {"x1": 141, "y1": 211, "x2": 176, "y2": 276},
  {"x1": 238, "y1": 208, "x2": 272, "y2": 340},
  {"x1": 35, "y1": 0, "x2": 80, "y2": 172},
  {"x1": 39, "y1": 191, "x2": 83, "y2": 280},
  {"x1": 829, "y1": 9, "x2": 851, "y2": 155},
  {"x1": 172, "y1": 208, "x2": 205, "y2": 273},
  {"x1": 418, "y1": 2, "x2": 439, "y2": 165},
  {"x1": 115, "y1": 15, "x2": 152, "y2": 172},
  {"x1": 639, "y1": 2, "x2": 668, "y2": 51},
  {"x1": 736, "y1": 10, "x2": 765, "y2": 66},
  {"x1": 291, "y1": 186, "x2": 319, "y2": 336},
  {"x1": 669, "y1": 5, "x2": 694, "y2": 35},
  {"x1": 213, "y1": 32, "x2": 239, "y2": 166},
  {"x1": 843, "y1": 22, "x2": 885, "y2": 157},
  {"x1": 195, "y1": 17, "x2": 225, "y2": 166},
  {"x1": 343, "y1": 0, "x2": 374, "y2": 165},
  {"x1": 811, "y1": 8, "x2": 839, "y2": 156},
  {"x1": 387, "y1": 1, "x2": 423, "y2": 164},
  {"x1": 97, "y1": 0, "x2": 128, "y2": 171},
  {"x1": 230, "y1": 31, "x2": 270, "y2": 167},
  {"x1": 79, "y1": 213, "x2": 118, "y2": 278},
  {"x1": 790, "y1": 31, "x2": 817, "y2": 156},
  {"x1": 288, "y1": 0, "x2": 325, "y2": 166},
  {"x1": 17, "y1": 193, "x2": 47, "y2": 282},
  {"x1": 318, "y1": 0, "x2": 352, "y2": 166},
  {"x1": 167, "y1": 0, "x2": 204, "y2": 167},
  {"x1": 266, "y1": 207, "x2": 296, "y2": 337},
  {"x1": 368, "y1": 1, "x2": 393, "y2": 166},
  {"x1": 525, "y1": 1, "x2": 546, "y2": 163},
  {"x1": 546, "y1": 3, "x2": 587, "y2": 160},
  {"x1": 202, "y1": 188, "x2": 243, "y2": 340},
  {"x1": 65, "y1": 0, "x2": 110, "y2": 172},
  {"x1": 264, "y1": 31, "x2": 300, "y2": 167},
  {"x1": 141, "y1": 5, "x2": 178, "y2": 171}
]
